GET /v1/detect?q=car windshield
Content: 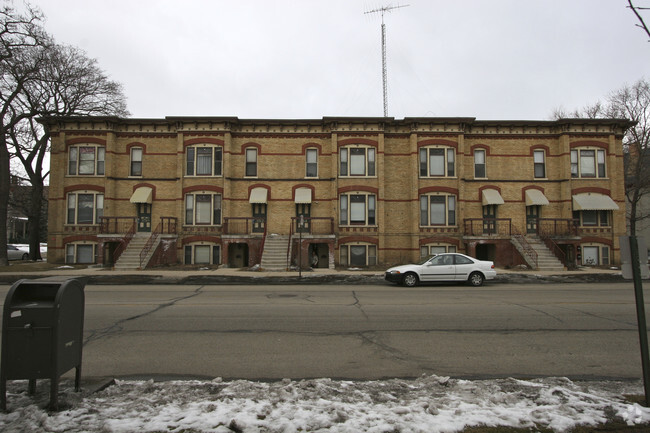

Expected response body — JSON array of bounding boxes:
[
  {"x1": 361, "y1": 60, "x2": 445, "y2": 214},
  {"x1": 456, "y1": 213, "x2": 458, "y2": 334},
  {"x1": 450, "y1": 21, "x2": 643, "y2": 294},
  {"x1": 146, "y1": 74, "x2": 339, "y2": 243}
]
[{"x1": 416, "y1": 255, "x2": 436, "y2": 265}]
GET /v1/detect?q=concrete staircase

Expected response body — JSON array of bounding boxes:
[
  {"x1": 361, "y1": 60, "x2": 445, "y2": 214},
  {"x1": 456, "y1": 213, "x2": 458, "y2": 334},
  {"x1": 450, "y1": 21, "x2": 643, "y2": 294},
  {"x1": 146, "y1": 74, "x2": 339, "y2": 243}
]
[
  {"x1": 114, "y1": 232, "x2": 157, "y2": 270},
  {"x1": 260, "y1": 234, "x2": 289, "y2": 271},
  {"x1": 512, "y1": 235, "x2": 565, "y2": 272}
]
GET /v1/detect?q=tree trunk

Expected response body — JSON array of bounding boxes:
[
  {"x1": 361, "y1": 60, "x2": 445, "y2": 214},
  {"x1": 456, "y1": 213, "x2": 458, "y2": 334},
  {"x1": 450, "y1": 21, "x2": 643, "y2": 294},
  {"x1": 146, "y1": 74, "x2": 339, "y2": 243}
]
[
  {"x1": 28, "y1": 179, "x2": 42, "y2": 260},
  {"x1": 0, "y1": 137, "x2": 9, "y2": 266}
]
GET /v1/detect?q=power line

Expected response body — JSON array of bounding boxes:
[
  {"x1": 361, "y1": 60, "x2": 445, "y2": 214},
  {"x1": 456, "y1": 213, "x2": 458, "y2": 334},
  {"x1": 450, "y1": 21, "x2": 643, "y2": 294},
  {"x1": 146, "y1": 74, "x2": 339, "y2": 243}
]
[{"x1": 364, "y1": 4, "x2": 409, "y2": 117}]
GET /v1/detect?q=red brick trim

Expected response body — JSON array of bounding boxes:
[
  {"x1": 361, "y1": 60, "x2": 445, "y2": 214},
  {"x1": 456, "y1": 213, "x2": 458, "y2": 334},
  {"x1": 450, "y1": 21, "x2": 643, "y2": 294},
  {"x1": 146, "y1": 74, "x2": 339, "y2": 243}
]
[
  {"x1": 419, "y1": 237, "x2": 460, "y2": 247},
  {"x1": 248, "y1": 184, "x2": 271, "y2": 200},
  {"x1": 183, "y1": 185, "x2": 224, "y2": 194},
  {"x1": 570, "y1": 140, "x2": 608, "y2": 149},
  {"x1": 572, "y1": 187, "x2": 611, "y2": 195},
  {"x1": 63, "y1": 235, "x2": 98, "y2": 243},
  {"x1": 338, "y1": 185, "x2": 379, "y2": 194},
  {"x1": 302, "y1": 143, "x2": 323, "y2": 154},
  {"x1": 338, "y1": 236, "x2": 379, "y2": 245},
  {"x1": 182, "y1": 236, "x2": 221, "y2": 245},
  {"x1": 470, "y1": 144, "x2": 491, "y2": 155},
  {"x1": 530, "y1": 144, "x2": 550, "y2": 155},
  {"x1": 184, "y1": 137, "x2": 225, "y2": 147},
  {"x1": 580, "y1": 237, "x2": 613, "y2": 247},
  {"x1": 417, "y1": 138, "x2": 457, "y2": 148},
  {"x1": 418, "y1": 186, "x2": 459, "y2": 195},
  {"x1": 64, "y1": 184, "x2": 105, "y2": 194},
  {"x1": 337, "y1": 138, "x2": 378, "y2": 147},
  {"x1": 66, "y1": 137, "x2": 106, "y2": 146}
]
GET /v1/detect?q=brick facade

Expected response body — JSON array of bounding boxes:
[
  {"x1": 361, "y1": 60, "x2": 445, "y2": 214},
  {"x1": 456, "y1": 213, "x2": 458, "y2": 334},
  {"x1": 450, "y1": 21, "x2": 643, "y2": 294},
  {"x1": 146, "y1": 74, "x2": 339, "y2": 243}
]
[{"x1": 43, "y1": 116, "x2": 633, "y2": 269}]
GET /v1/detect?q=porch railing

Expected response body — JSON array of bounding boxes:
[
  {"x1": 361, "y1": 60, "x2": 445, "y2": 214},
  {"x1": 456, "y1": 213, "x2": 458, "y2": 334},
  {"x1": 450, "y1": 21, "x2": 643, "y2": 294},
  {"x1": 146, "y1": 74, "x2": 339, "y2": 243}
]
[
  {"x1": 100, "y1": 217, "x2": 136, "y2": 234},
  {"x1": 463, "y1": 218, "x2": 512, "y2": 237},
  {"x1": 223, "y1": 217, "x2": 266, "y2": 235},
  {"x1": 140, "y1": 217, "x2": 178, "y2": 269},
  {"x1": 541, "y1": 235, "x2": 569, "y2": 268},
  {"x1": 537, "y1": 218, "x2": 579, "y2": 237},
  {"x1": 512, "y1": 230, "x2": 538, "y2": 269},
  {"x1": 291, "y1": 217, "x2": 335, "y2": 235},
  {"x1": 112, "y1": 222, "x2": 135, "y2": 264}
]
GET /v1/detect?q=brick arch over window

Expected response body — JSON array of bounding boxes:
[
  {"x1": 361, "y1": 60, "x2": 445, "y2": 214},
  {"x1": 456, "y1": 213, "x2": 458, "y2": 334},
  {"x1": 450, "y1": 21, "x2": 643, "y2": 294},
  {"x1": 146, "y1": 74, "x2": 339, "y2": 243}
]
[
  {"x1": 337, "y1": 138, "x2": 378, "y2": 148},
  {"x1": 184, "y1": 137, "x2": 225, "y2": 147},
  {"x1": 241, "y1": 142, "x2": 262, "y2": 153},
  {"x1": 570, "y1": 140, "x2": 608, "y2": 150},
  {"x1": 126, "y1": 142, "x2": 146, "y2": 153},
  {"x1": 418, "y1": 186, "x2": 459, "y2": 195},
  {"x1": 337, "y1": 185, "x2": 379, "y2": 195},
  {"x1": 529, "y1": 144, "x2": 550, "y2": 155},
  {"x1": 63, "y1": 235, "x2": 98, "y2": 244},
  {"x1": 478, "y1": 185, "x2": 502, "y2": 201},
  {"x1": 419, "y1": 237, "x2": 460, "y2": 247},
  {"x1": 132, "y1": 183, "x2": 157, "y2": 200},
  {"x1": 248, "y1": 184, "x2": 271, "y2": 200},
  {"x1": 65, "y1": 137, "x2": 106, "y2": 147},
  {"x1": 470, "y1": 144, "x2": 491, "y2": 155},
  {"x1": 302, "y1": 143, "x2": 323, "y2": 154},
  {"x1": 64, "y1": 184, "x2": 105, "y2": 194},
  {"x1": 292, "y1": 184, "x2": 315, "y2": 200},
  {"x1": 417, "y1": 139, "x2": 458, "y2": 148},
  {"x1": 182, "y1": 235, "x2": 221, "y2": 245},
  {"x1": 182, "y1": 185, "x2": 223, "y2": 194},
  {"x1": 521, "y1": 185, "x2": 546, "y2": 201},
  {"x1": 338, "y1": 236, "x2": 379, "y2": 245},
  {"x1": 581, "y1": 237, "x2": 613, "y2": 247},
  {"x1": 572, "y1": 187, "x2": 611, "y2": 196}
]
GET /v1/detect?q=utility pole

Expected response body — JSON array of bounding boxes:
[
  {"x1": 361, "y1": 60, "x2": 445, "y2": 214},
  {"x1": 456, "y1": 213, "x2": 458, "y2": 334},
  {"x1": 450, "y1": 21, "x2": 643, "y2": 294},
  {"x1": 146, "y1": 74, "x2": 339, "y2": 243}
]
[{"x1": 365, "y1": 4, "x2": 409, "y2": 117}]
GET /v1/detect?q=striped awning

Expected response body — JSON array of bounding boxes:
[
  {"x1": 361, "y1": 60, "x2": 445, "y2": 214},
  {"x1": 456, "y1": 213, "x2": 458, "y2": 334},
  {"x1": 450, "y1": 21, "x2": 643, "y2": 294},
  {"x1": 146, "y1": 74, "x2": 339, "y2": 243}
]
[
  {"x1": 481, "y1": 189, "x2": 504, "y2": 206},
  {"x1": 525, "y1": 189, "x2": 549, "y2": 206},
  {"x1": 249, "y1": 187, "x2": 268, "y2": 204},
  {"x1": 130, "y1": 187, "x2": 152, "y2": 204},
  {"x1": 572, "y1": 193, "x2": 619, "y2": 211},
  {"x1": 294, "y1": 188, "x2": 312, "y2": 204}
]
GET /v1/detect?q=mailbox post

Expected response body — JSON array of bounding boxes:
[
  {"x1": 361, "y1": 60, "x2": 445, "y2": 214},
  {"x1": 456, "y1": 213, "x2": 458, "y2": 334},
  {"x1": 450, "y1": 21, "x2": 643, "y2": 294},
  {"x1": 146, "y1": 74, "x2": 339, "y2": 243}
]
[{"x1": 0, "y1": 277, "x2": 85, "y2": 411}]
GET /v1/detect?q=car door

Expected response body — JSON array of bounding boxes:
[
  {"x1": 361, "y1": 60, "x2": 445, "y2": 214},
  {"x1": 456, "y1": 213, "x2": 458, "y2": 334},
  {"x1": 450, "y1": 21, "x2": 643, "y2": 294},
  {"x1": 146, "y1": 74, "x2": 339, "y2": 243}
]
[
  {"x1": 421, "y1": 254, "x2": 455, "y2": 282},
  {"x1": 454, "y1": 254, "x2": 476, "y2": 280}
]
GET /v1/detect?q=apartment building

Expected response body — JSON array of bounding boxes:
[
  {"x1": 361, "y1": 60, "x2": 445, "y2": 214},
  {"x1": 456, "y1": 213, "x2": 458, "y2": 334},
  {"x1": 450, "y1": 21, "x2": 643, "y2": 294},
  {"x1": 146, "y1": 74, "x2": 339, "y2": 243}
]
[{"x1": 43, "y1": 116, "x2": 633, "y2": 270}]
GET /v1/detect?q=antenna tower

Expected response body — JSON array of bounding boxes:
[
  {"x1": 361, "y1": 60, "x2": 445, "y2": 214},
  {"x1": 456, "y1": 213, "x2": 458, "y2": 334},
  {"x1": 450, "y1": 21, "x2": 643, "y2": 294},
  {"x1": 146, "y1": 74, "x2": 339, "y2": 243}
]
[{"x1": 365, "y1": 3, "x2": 409, "y2": 117}]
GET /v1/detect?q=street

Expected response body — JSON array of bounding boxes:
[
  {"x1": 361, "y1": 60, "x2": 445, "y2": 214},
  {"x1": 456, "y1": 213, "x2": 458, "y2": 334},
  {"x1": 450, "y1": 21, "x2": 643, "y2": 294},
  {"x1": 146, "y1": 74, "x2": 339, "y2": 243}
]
[{"x1": 0, "y1": 281, "x2": 646, "y2": 381}]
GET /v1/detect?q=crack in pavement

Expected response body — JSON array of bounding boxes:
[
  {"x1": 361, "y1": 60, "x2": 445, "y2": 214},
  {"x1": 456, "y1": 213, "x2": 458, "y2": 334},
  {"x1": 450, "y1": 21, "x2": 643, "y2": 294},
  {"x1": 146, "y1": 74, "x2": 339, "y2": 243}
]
[
  {"x1": 504, "y1": 301, "x2": 565, "y2": 324},
  {"x1": 351, "y1": 291, "x2": 369, "y2": 320},
  {"x1": 83, "y1": 286, "x2": 204, "y2": 346}
]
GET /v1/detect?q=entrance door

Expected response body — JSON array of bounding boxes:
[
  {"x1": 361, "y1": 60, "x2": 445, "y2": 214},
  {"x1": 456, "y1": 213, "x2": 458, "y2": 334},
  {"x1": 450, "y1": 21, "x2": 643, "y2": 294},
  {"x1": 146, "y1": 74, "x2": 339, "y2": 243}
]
[
  {"x1": 252, "y1": 204, "x2": 267, "y2": 233},
  {"x1": 296, "y1": 204, "x2": 311, "y2": 233},
  {"x1": 526, "y1": 205, "x2": 540, "y2": 234},
  {"x1": 137, "y1": 203, "x2": 151, "y2": 232},
  {"x1": 483, "y1": 205, "x2": 497, "y2": 235}
]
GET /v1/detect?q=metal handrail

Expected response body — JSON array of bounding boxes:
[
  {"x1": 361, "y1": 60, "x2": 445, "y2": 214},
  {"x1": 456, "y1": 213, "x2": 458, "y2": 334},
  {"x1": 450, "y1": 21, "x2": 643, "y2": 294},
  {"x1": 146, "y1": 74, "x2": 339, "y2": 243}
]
[
  {"x1": 140, "y1": 223, "x2": 162, "y2": 269},
  {"x1": 463, "y1": 218, "x2": 512, "y2": 236},
  {"x1": 512, "y1": 230, "x2": 538, "y2": 269},
  {"x1": 540, "y1": 235, "x2": 568, "y2": 268},
  {"x1": 112, "y1": 222, "x2": 135, "y2": 264},
  {"x1": 100, "y1": 217, "x2": 136, "y2": 234}
]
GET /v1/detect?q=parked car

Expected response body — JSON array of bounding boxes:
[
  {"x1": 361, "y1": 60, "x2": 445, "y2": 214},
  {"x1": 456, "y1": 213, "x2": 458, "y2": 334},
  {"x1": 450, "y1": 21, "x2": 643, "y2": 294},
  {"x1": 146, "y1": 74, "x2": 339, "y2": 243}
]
[
  {"x1": 385, "y1": 253, "x2": 496, "y2": 287},
  {"x1": 7, "y1": 244, "x2": 29, "y2": 261}
]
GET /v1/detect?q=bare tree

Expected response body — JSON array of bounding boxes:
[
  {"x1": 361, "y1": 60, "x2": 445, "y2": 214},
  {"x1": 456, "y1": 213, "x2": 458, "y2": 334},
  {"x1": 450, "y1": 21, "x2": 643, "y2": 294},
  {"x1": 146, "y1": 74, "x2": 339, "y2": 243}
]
[
  {"x1": 8, "y1": 43, "x2": 128, "y2": 260},
  {"x1": 0, "y1": 3, "x2": 48, "y2": 265},
  {"x1": 628, "y1": 0, "x2": 650, "y2": 41}
]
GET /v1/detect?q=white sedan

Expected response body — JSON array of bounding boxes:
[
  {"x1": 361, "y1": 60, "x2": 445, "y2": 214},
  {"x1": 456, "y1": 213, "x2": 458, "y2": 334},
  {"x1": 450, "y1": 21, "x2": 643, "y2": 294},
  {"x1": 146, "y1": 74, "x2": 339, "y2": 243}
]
[
  {"x1": 7, "y1": 244, "x2": 29, "y2": 261},
  {"x1": 385, "y1": 253, "x2": 496, "y2": 287}
]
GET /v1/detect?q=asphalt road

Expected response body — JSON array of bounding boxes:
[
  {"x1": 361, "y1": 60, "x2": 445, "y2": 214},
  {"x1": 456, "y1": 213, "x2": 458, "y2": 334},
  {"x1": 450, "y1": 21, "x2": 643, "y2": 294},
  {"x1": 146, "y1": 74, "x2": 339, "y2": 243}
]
[{"x1": 0, "y1": 281, "x2": 647, "y2": 381}]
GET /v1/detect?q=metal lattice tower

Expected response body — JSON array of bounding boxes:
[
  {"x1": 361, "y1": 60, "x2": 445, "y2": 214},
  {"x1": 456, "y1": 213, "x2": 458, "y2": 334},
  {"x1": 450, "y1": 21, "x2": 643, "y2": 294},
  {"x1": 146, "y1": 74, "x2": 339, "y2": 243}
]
[{"x1": 365, "y1": 4, "x2": 409, "y2": 117}]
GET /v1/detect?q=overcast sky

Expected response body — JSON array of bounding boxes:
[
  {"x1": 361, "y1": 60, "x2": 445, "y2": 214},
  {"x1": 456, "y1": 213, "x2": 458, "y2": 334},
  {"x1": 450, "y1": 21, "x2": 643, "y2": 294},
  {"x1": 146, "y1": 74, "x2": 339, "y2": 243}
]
[{"x1": 28, "y1": 0, "x2": 650, "y2": 121}]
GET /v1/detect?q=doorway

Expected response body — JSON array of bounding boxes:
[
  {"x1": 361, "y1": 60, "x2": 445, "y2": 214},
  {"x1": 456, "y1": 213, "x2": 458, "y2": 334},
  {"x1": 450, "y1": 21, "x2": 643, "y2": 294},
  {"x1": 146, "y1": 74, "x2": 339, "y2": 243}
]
[
  {"x1": 228, "y1": 243, "x2": 249, "y2": 268},
  {"x1": 309, "y1": 243, "x2": 328, "y2": 268},
  {"x1": 476, "y1": 243, "x2": 496, "y2": 262},
  {"x1": 137, "y1": 203, "x2": 152, "y2": 232},
  {"x1": 252, "y1": 204, "x2": 266, "y2": 233},
  {"x1": 526, "y1": 205, "x2": 540, "y2": 234},
  {"x1": 482, "y1": 205, "x2": 497, "y2": 235},
  {"x1": 296, "y1": 204, "x2": 311, "y2": 233}
]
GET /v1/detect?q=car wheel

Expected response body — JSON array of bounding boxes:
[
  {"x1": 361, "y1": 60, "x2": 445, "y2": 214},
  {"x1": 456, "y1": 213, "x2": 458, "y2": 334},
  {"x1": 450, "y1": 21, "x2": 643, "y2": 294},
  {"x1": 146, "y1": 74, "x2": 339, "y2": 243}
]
[
  {"x1": 402, "y1": 272, "x2": 419, "y2": 287},
  {"x1": 468, "y1": 272, "x2": 484, "y2": 287},
  {"x1": 21, "y1": 253, "x2": 29, "y2": 260}
]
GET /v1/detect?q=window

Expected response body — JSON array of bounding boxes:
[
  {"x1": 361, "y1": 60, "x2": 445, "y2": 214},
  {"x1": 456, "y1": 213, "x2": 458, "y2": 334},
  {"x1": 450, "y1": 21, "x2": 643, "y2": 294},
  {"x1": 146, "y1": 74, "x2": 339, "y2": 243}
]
[
  {"x1": 533, "y1": 150, "x2": 545, "y2": 178},
  {"x1": 340, "y1": 147, "x2": 376, "y2": 177},
  {"x1": 185, "y1": 193, "x2": 222, "y2": 225},
  {"x1": 340, "y1": 193, "x2": 376, "y2": 226},
  {"x1": 130, "y1": 147, "x2": 143, "y2": 177},
  {"x1": 420, "y1": 244, "x2": 457, "y2": 259},
  {"x1": 582, "y1": 245, "x2": 610, "y2": 266},
  {"x1": 184, "y1": 244, "x2": 220, "y2": 265},
  {"x1": 474, "y1": 150, "x2": 486, "y2": 178},
  {"x1": 67, "y1": 192, "x2": 103, "y2": 225},
  {"x1": 66, "y1": 243, "x2": 97, "y2": 264},
  {"x1": 306, "y1": 148, "x2": 318, "y2": 177},
  {"x1": 420, "y1": 147, "x2": 455, "y2": 177},
  {"x1": 573, "y1": 210, "x2": 610, "y2": 227},
  {"x1": 186, "y1": 146, "x2": 223, "y2": 176},
  {"x1": 246, "y1": 148, "x2": 257, "y2": 177},
  {"x1": 68, "y1": 145, "x2": 105, "y2": 176},
  {"x1": 571, "y1": 149, "x2": 606, "y2": 178},
  {"x1": 340, "y1": 244, "x2": 377, "y2": 267},
  {"x1": 420, "y1": 195, "x2": 456, "y2": 226}
]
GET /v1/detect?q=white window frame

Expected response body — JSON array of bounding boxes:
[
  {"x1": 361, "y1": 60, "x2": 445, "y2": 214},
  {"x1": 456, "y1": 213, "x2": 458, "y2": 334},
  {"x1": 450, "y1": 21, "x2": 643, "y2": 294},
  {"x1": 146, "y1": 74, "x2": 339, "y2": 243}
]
[
  {"x1": 130, "y1": 147, "x2": 143, "y2": 177},
  {"x1": 340, "y1": 243, "x2": 377, "y2": 267},
  {"x1": 474, "y1": 149, "x2": 486, "y2": 178},
  {"x1": 65, "y1": 243, "x2": 97, "y2": 264},
  {"x1": 339, "y1": 146, "x2": 376, "y2": 177},
  {"x1": 186, "y1": 145, "x2": 223, "y2": 177},
  {"x1": 420, "y1": 194, "x2": 456, "y2": 227},
  {"x1": 573, "y1": 210, "x2": 610, "y2": 227},
  {"x1": 66, "y1": 192, "x2": 104, "y2": 225},
  {"x1": 306, "y1": 148, "x2": 318, "y2": 177},
  {"x1": 533, "y1": 150, "x2": 546, "y2": 178},
  {"x1": 184, "y1": 243, "x2": 221, "y2": 265},
  {"x1": 339, "y1": 193, "x2": 376, "y2": 226},
  {"x1": 68, "y1": 145, "x2": 105, "y2": 176},
  {"x1": 571, "y1": 148, "x2": 606, "y2": 178},
  {"x1": 419, "y1": 147, "x2": 455, "y2": 177},
  {"x1": 245, "y1": 148, "x2": 258, "y2": 177},
  {"x1": 185, "y1": 192, "x2": 222, "y2": 226},
  {"x1": 581, "y1": 244, "x2": 610, "y2": 266}
]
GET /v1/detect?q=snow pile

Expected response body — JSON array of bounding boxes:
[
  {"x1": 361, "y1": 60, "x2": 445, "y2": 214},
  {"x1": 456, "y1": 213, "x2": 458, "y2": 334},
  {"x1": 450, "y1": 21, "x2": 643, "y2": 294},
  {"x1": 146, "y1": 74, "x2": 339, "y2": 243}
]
[{"x1": 1, "y1": 375, "x2": 649, "y2": 432}]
